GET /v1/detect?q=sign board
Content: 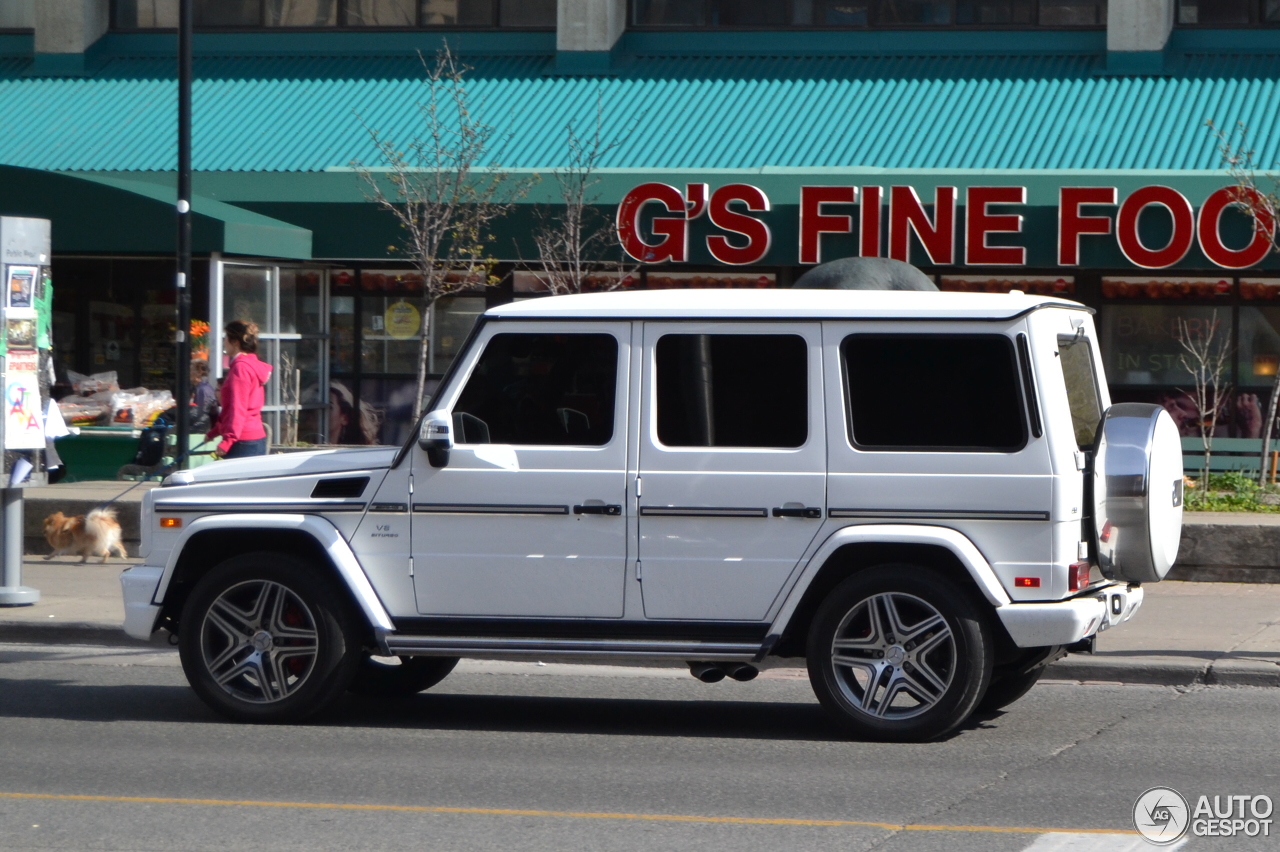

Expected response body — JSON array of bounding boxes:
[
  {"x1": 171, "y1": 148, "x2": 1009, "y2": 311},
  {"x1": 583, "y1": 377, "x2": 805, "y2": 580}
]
[
  {"x1": 0, "y1": 218, "x2": 52, "y2": 476},
  {"x1": 614, "y1": 182, "x2": 1273, "y2": 270}
]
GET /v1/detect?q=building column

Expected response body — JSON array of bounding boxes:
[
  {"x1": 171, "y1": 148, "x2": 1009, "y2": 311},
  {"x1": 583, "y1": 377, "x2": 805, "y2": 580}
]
[
  {"x1": 556, "y1": 0, "x2": 626, "y2": 74},
  {"x1": 1107, "y1": 0, "x2": 1175, "y2": 74},
  {"x1": 33, "y1": 0, "x2": 110, "y2": 76}
]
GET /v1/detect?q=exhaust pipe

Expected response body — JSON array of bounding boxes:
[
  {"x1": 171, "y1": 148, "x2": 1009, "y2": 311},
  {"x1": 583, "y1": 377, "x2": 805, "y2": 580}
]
[
  {"x1": 725, "y1": 663, "x2": 758, "y2": 682},
  {"x1": 688, "y1": 662, "x2": 725, "y2": 683}
]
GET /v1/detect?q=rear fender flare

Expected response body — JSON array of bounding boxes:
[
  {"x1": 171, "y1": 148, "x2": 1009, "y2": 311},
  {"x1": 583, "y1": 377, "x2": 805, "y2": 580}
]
[
  {"x1": 154, "y1": 513, "x2": 395, "y2": 642},
  {"x1": 769, "y1": 524, "x2": 1011, "y2": 638}
]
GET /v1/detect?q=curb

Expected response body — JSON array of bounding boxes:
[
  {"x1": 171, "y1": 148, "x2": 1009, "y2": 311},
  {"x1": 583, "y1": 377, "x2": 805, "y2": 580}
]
[
  {"x1": 0, "y1": 621, "x2": 162, "y2": 648},
  {"x1": 1045, "y1": 654, "x2": 1280, "y2": 688}
]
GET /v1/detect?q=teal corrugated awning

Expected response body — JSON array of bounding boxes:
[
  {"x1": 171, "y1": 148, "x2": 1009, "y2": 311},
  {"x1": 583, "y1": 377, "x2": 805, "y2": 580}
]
[
  {"x1": 0, "y1": 165, "x2": 311, "y2": 257},
  {"x1": 2, "y1": 51, "x2": 1280, "y2": 173}
]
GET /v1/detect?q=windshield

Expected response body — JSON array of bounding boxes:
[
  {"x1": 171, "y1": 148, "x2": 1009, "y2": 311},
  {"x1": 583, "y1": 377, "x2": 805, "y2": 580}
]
[{"x1": 1058, "y1": 334, "x2": 1103, "y2": 449}]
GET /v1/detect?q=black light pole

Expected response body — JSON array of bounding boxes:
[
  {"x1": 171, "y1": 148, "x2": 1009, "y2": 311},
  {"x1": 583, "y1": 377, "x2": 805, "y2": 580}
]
[{"x1": 175, "y1": 0, "x2": 193, "y2": 466}]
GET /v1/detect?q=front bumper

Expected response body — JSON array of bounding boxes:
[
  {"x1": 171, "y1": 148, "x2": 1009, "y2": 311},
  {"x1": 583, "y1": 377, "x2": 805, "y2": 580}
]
[
  {"x1": 121, "y1": 565, "x2": 165, "y2": 640},
  {"x1": 997, "y1": 584, "x2": 1144, "y2": 648}
]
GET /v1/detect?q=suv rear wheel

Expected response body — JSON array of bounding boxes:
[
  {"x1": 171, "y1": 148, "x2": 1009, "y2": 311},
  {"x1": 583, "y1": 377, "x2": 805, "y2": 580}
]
[
  {"x1": 807, "y1": 565, "x2": 993, "y2": 742},
  {"x1": 178, "y1": 553, "x2": 361, "y2": 723}
]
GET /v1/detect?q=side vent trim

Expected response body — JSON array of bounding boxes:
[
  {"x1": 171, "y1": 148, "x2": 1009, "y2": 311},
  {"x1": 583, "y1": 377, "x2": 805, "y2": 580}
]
[{"x1": 311, "y1": 477, "x2": 371, "y2": 500}]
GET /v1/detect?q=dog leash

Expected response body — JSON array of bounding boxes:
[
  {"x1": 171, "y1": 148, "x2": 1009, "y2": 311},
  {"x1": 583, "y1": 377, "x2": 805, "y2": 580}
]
[{"x1": 92, "y1": 437, "x2": 215, "y2": 512}]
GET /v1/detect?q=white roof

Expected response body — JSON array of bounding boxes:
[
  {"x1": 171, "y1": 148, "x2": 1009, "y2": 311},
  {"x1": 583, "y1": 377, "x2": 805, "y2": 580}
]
[{"x1": 487, "y1": 289, "x2": 1084, "y2": 321}]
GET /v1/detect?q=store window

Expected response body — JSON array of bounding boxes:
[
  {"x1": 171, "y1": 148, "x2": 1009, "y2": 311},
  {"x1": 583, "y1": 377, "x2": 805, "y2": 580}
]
[
  {"x1": 453, "y1": 333, "x2": 619, "y2": 446},
  {"x1": 0, "y1": 0, "x2": 33, "y2": 29},
  {"x1": 113, "y1": 0, "x2": 554, "y2": 28},
  {"x1": 1176, "y1": 1, "x2": 1280, "y2": 25},
  {"x1": 843, "y1": 334, "x2": 1025, "y2": 451},
  {"x1": 1238, "y1": 281, "x2": 1280, "y2": 388},
  {"x1": 1097, "y1": 302, "x2": 1226, "y2": 387},
  {"x1": 329, "y1": 268, "x2": 487, "y2": 447},
  {"x1": 655, "y1": 334, "x2": 808, "y2": 448},
  {"x1": 630, "y1": 0, "x2": 1105, "y2": 27}
]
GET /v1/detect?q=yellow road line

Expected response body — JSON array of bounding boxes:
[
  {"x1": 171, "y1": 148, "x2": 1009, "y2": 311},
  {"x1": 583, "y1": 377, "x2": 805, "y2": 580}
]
[{"x1": 0, "y1": 791, "x2": 1136, "y2": 836}]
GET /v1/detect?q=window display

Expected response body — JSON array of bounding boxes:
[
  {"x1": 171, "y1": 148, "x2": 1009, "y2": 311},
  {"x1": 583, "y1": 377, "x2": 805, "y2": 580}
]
[
  {"x1": 939, "y1": 275, "x2": 1073, "y2": 295},
  {"x1": 1101, "y1": 275, "x2": 1233, "y2": 300},
  {"x1": 512, "y1": 270, "x2": 640, "y2": 294},
  {"x1": 645, "y1": 271, "x2": 776, "y2": 289}
]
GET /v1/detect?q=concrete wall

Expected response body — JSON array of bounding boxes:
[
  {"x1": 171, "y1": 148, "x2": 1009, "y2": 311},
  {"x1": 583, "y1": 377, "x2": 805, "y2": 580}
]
[
  {"x1": 557, "y1": 0, "x2": 625, "y2": 53},
  {"x1": 1107, "y1": 0, "x2": 1174, "y2": 53},
  {"x1": 34, "y1": 0, "x2": 109, "y2": 54}
]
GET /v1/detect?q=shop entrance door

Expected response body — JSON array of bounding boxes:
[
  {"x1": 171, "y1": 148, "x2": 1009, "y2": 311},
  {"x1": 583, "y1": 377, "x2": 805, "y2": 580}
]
[{"x1": 212, "y1": 259, "x2": 329, "y2": 444}]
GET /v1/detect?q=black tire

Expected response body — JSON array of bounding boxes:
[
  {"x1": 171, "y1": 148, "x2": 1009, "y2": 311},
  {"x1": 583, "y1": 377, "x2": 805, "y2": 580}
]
[
  {"x1": 349, "y1": 655, "x2": 459, "y2": 698},
  {"x1": 806, "y1": 565, "x2": 994, "y2": 742},
  {"x1": 178, "y1": 553, "x2": 362, "y2": 723},
  {"x1": 977, "y1": 667, "x2": 1043, "y2": 714}
]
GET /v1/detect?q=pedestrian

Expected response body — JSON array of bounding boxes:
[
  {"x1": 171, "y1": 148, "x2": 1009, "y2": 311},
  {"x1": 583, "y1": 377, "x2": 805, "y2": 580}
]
[
  {"x1": 188, "y1": 358, "x2": 219, "y2": 434},
  {"x1": 207, "y1": 320, "x2": 272, "y2": 459}
]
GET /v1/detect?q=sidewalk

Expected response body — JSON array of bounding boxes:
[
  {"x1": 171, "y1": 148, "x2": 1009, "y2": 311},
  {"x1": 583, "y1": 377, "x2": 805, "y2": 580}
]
[{"x1": 1, "y1": 558, "x2": 1278, "y2": 687}]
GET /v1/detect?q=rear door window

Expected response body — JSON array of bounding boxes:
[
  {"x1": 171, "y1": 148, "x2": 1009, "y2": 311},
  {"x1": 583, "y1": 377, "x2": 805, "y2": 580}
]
[
  {"x1": 655, "y1": 333, "x2": 807, "y2": 448},
  {"x1": 842, "y1": 334, "x2": 1026, "y2": 451}
]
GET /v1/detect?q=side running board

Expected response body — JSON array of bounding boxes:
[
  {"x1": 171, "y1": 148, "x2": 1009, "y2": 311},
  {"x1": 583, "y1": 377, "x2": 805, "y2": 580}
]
[{"x1": 384, "y1": 635, "x2": 764, "y2": 661}]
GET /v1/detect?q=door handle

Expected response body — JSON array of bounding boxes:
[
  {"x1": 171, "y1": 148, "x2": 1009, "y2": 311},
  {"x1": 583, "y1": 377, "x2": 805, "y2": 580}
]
[
  {"x1": 574, "y1": 504, "x2": 622, "y2": 516},
  {"x1": 772, "y1": 506, "x2": 822, "y2": 519}
]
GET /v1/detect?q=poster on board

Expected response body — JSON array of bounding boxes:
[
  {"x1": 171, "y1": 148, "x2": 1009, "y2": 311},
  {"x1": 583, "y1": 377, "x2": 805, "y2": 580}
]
[
  {"x1": 4, "y1": 356, "x2": 44, "y2": 449},
  {"x1": 6, "y1": 265, "x2": 36, "y2": 309}
]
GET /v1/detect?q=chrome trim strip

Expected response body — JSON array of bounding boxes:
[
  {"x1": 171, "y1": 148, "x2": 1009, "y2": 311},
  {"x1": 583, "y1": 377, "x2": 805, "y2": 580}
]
[
  {"x1": 384, "y1": 635, "x2": 763, "y2": 659},
  {"x1": 639, "y1": 506, "x2": 769, "y2": 518},
  {"x1": 413, "y1": 503, "x2": 570, "y2": 515},
  {"x1": 828, "y1": 508, "x2": 1051, "y2": 521},
  {"x1": 369, "y1": 503, "x2": 408, "y2": 513},
  {"x1": 154, "y1": 501, "x2": 367, "y2": 513}
]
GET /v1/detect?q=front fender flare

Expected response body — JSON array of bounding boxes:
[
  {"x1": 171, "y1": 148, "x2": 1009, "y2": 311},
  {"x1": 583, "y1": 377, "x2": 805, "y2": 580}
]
[
  {"x1": 768, "y1": 524, "x2": 1011, "y2": 639},
  {"x1": 154, "y1": 513, "x2": 395, "y2": 641}
]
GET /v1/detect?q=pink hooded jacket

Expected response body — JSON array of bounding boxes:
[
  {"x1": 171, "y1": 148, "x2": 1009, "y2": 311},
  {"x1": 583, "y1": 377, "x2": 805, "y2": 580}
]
[{"x1": 207, "y1": 352, "x2": 273, "y2": 454}]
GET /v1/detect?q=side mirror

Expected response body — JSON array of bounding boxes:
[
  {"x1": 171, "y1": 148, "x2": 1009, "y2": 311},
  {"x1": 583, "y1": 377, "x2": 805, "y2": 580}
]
[{"x1": 418, "y1": 411, "x2": 453, "y2": 468}]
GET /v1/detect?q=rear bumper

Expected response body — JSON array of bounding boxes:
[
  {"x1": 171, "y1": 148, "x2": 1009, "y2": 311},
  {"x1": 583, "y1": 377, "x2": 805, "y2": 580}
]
[
  {"x1": 120, "y1": 565, "x2": 165, "y2": 640},
  {"x1": 997, "y1": 584, "x2": 1144, "y2": 648}
]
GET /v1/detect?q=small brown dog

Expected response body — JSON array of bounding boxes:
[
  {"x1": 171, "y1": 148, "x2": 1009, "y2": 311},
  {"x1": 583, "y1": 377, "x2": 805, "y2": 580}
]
[{"x1": 43, "y1": 508, "x2": 127, "y2": 563}]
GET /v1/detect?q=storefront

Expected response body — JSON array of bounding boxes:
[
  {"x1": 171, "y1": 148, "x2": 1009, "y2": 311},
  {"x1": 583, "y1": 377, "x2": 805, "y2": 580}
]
[{"x1": 4, "y1": 21, "x2": 1280, "y2": 445}]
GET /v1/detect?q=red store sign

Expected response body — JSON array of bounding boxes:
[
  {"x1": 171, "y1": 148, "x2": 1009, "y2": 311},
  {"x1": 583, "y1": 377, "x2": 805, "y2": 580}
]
[{"x1": 615, "y1": 183, "x2": 1276, "y2": 269}]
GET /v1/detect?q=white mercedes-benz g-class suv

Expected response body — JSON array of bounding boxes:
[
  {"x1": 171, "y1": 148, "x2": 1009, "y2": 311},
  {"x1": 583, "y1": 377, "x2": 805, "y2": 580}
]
[{"x1": 121, "y1": 289, "x2": 1182, "y2": 741}]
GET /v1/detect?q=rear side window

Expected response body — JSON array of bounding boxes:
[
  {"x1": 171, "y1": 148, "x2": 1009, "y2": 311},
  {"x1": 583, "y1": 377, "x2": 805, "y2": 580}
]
[
  {"x1": 452, "y1": 333, "x2": 617, "y2": 446},
  {"x1": 1058, "y1": 334, "x2": 1103, "y2": 449},
  {"x1": 656, "y1": 333, "x2": 807, "y2": 448},
  {"x1": 843, "y1": 334, "x2": 1026, "y2": 451}
]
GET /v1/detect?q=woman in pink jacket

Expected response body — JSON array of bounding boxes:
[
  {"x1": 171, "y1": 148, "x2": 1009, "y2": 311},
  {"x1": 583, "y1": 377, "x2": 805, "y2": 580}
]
[{"x1": 207, "y1": 320, "x2": 273, "y2": 459}]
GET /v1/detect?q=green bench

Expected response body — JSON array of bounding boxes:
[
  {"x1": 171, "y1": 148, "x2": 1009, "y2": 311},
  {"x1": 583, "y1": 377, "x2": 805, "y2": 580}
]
[{"x1": 1181, "y1": 437, "x2": 1276, "y2": 478}]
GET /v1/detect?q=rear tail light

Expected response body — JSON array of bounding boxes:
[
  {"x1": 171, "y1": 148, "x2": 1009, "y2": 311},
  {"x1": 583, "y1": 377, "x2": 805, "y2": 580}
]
[{"x1": 1069, "y1": 561, "x2": 1091, "y2": 592}]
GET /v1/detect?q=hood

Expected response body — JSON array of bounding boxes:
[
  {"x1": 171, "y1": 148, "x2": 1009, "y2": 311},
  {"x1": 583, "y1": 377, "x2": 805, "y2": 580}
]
[
  {"x1": 234, "y1": 352, "x2": 273, "y2": 385},
  {"x1": 169, "y1": 446, "x2": 400, "y2": 485}
]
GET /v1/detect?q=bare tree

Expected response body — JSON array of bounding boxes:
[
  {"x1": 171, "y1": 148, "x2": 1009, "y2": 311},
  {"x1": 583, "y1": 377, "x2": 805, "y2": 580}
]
[
  {"x1": 1176, "y1": 312, "x2": 1233, "y2": 484},
  {"x1": 1207, "y1": 120, "x2": 1280, "y2": 482},
  {"x1": 353, "y1": 44, "x2": 528, "y2": 414},
  {"x1": 529, "y1": 94, "x2": 641, "y2": 295}
]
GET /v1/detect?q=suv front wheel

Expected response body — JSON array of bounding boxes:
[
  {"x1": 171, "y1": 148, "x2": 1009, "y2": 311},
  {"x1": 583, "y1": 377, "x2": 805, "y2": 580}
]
[
  {"x1": 178, "y1": 553, "x2": 362, "y2": 723},
  {"x1": 807, "y1": 566, "x2": 993, "y2": 742}
]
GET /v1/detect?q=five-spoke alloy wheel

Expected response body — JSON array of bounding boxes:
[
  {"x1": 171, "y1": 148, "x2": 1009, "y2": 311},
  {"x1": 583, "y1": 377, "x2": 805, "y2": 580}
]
[
  {"x1": 179, "y1": 554, "x2": 361, "y2": 723},
  {"x1": 808, "y1": 566, "x2": 993, "y2": 742}
]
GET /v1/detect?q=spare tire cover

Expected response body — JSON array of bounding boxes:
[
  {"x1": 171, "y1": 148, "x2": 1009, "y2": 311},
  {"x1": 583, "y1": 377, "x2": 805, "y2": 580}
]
[{"x1": 1092, "y1": 403, "x2": 1183, "y2": 584}]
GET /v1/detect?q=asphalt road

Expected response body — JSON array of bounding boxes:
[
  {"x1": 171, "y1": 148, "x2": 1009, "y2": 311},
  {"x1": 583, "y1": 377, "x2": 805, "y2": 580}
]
[{"x1": 0, "y1": 645, "x2": 1277, "y2": 852}]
